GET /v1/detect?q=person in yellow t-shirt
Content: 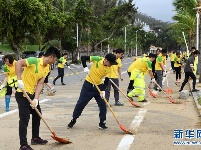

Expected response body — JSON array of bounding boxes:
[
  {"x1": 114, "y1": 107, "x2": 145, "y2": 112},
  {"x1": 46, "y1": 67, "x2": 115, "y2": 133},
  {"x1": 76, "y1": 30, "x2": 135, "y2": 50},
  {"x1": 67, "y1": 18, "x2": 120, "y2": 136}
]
[
  {"x1": 174, "y1": 52, "x2": 182, "y2": 83},
  {"x1": 153, "y1": 49, "x2": 167, "y2": 91},
  {"x1": 127, "y1": 53, "x2": 155, "y2": 102},
  {"x1": 53, "y1": 53, "x2": 68, "y2": 85},
  {"x1": 105, "y1": 48, "x2": 124, "y2": 106},
  {"x1": 0, "y1": 55, "x2": 17, "y2": 111},
  {"x1": 15, "y1": 46, "x2": 60, "y2": 150},
  {"x1": 169, "y1": 50, "x2": 175, "y2": 72},
  {"x1": 67, "y1": 53, "x2": 118, "y2": 130}
]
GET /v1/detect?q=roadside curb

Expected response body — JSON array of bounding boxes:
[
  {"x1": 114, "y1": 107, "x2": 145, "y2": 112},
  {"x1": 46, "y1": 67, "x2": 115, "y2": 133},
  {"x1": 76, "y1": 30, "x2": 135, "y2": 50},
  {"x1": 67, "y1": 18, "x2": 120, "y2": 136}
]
[{"x1": 190, "y1": 81, "x2": 201, "y2": 116}]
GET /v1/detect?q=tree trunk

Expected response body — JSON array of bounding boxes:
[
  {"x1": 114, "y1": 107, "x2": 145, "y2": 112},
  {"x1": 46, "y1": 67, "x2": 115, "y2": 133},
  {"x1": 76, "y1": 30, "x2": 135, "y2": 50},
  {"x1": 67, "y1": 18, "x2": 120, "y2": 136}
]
[
  {"x1": 10, "y1": 42, "x2": 20, "y2": 60},
  {"x1": 197, "y1": 0, "x2": 201, "y2": 82}
]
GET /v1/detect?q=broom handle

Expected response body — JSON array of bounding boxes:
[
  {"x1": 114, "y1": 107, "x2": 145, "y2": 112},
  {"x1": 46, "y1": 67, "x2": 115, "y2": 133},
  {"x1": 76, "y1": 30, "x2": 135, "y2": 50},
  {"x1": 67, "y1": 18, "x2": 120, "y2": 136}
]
[
  {"x1": 88, "y1": 75, "x2": 120, "y2": 124},
  {"x1": 108, "y1": 79, "x2": 139, "y2": 106},
  {"x1": 22, "y1": 90, "x2": 54, "y2": 133}
]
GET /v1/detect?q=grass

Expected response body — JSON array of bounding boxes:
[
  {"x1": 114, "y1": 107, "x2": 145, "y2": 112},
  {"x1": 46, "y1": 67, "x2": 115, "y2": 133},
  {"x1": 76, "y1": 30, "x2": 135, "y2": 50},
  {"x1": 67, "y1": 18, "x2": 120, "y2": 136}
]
[
  {"x1": 0, "y1": 44, "x2": 40, "y2": 53},
  {"x1": 198, "y1": 97, "x2": 201, "y2": 105}
]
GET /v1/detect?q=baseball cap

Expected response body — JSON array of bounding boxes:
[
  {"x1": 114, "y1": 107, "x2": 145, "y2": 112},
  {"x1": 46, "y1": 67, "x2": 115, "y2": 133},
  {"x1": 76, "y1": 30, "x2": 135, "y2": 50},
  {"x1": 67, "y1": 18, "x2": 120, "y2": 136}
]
[
  {"x1": 105, "y1": 53, "x2": 118, "y2": 65},
  {"x1": 147, "y1": 53, "x2": 156, "y2": 58}
]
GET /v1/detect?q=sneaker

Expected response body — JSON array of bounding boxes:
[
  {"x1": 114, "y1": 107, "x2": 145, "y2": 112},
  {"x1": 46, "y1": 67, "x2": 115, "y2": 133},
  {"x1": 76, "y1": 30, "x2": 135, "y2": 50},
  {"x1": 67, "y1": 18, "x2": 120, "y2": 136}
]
[
  {"x1": 67, "y1": 119, "x2": 76, "y2": 128},
  {"x1": 115, "y1": 101, "x2": 124, "y2": 106},
  {"x1": 19, "y1": 145, "x2": 33, "y2": 150},
  {"x1": 50, "y1": 87, "x2": 56, "y2": 93},
  {"x1": 31, "y1": 137, "x2": 48, "y2": 145},
  {"x1": 99, "y1": 122, "x2": 108, "y2": 130},
  {"x1": 61, "y1": 83, "x2": 66, "y2": 85},
  {"x1": 139, "y1": 99, "x2": 148, "y2": 102},
  {"x1": 192, "y1": 89, "x2": 199, "y2": 92}
]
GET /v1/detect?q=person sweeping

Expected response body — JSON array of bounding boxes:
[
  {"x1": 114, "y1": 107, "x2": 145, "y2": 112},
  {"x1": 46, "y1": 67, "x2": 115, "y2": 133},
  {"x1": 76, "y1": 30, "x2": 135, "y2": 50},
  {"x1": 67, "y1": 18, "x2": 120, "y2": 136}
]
[
  {"x1": 15, "y1": 46, "x2": 60, "y2": 150},
  {"x1": 67, "y1": 53, "x2": 118, "y2": 130},
  {"x1": 127, "y1": 53, "x2": 156, "y2": 102},
  {"x1": 105, "y1": 48, "x2": 125, "y2": 106},
  {"x1": 0, "y1": 55, "x2": 18, "y2": 111}
]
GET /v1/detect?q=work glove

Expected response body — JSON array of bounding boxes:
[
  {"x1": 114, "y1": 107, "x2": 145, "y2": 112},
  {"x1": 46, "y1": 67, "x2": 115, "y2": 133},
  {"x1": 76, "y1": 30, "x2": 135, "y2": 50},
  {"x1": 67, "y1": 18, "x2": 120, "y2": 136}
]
[
  {"x1": 17, "y1": 80, "x2": 24, "y2": 89},
  {"x1": 30, "y1": 99, "x2": 39, "y2": 109},
  {"x1": 151, "y1": 78, "x2": 156, "y2": 83},
  {"x1": 163, "y1": 71, "x2": 168, "y2": 77},
  {"x1": 84, "y1": 67, "x2": 90, "y2": 74},
  {"x1": 67, "y1": 66, "x2": 71, "y2": 69},
  {"x1": 101, "y1": 91, "x2": 105, "y2": 98},
  {"x1": 0, "y1": 84, "x2": 5, "y2": 92}
]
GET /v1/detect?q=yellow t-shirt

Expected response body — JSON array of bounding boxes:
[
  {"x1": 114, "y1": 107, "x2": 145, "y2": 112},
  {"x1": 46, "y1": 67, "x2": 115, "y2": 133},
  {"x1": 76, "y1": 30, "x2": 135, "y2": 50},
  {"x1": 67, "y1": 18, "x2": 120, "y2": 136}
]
[
  {"x1": 127, "y1": 58, "x2": 138, "y2": 72},
  {"x1": 170, "y1": 53, "x2": 175, "y2": 61},
  {"x1": 162, "y1": 55, "x2": 166, "y2": 65},
  {"x1": 85, "y1": 56, "x2": 111, "y2": 85},
  {"x1": 17, "y1": 57, "x2": 50, "y2": 94},
  {"x1": 134, "y1": 57, "x2": 152, "y2": 73},
  {"x1": 174, "y1": 56, "x2": 181, "y2": 67},
  {"x1": 3, "y1": 61, "x2": 17, "y2": 86},
  {"x1": 3, "y1": 60, "x2": 16, "y2": 78},
  {"x1": 58, "y1": 57, "x2": 67, "y2": 68},
  {"x1": 155, "y1": 53, "x2": 163, "y2": 70},
  {"x1": 106, "y1": 58, "x2": 122, "y2": 78}
]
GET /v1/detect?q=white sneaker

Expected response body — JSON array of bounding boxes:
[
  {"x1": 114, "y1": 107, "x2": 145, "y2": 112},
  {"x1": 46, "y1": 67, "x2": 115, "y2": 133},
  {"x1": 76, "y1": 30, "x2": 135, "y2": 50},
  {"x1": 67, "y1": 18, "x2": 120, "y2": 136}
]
[{"x1": 50, "y1": 87, "x2": 56, "y2": 93}]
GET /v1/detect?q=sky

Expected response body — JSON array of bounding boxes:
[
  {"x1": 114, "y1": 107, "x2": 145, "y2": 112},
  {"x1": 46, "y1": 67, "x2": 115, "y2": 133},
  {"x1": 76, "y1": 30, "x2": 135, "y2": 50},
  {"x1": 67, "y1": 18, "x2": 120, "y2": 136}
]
[{"x1": 134, "y1": 0, "x2": 176, "y2": 22}]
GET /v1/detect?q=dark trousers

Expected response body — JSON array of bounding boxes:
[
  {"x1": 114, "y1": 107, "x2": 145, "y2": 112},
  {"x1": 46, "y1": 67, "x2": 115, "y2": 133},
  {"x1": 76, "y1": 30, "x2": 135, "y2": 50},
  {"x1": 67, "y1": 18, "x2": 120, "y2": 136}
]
[
  {"x1": 72, "y1": 80, "x2": 107, "y2": 123},
  {"x1": 15, "y1": 92, "x2": 41, "y2": 146},
  {"x1": 127, "y1": 71, "x2": 134, "y2": 94},
  {"x1": 175, "y1": 66, "x2": 181, "y2": 80},
  {"x1": 180, "y1": 72, "x2": 196, "y2": 90},
  {"x1": 171, "y1": 61, "x2": 175, "y2": 71},
  {"x1": 154, "y1": 70, "x2": 163, "y2": 90},
  {"x1": 54, "y1": 67, "x2": 64, "y2": 83},
  {"x1": 105, "y1": 78, "x2": 119, "y2": 102}
]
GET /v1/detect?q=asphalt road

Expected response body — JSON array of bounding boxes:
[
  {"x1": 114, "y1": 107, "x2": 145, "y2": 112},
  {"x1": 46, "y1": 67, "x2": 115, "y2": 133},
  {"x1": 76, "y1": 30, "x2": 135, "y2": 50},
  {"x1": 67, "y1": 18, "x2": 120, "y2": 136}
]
[{"x1": 0, "y1": 57, "x2": 201, "y2": 150}]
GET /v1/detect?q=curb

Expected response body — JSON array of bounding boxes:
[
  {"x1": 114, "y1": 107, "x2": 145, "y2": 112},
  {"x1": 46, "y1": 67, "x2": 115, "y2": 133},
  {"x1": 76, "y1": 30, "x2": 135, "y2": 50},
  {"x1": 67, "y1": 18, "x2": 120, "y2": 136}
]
[{"x1": 190, "y1": 80, "x2": 201, "y2": 116}]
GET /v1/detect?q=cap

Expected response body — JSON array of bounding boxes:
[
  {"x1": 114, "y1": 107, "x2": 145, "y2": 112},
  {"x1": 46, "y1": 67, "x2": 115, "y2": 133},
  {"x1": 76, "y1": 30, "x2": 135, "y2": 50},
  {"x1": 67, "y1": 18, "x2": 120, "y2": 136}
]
[
  {"x1": 105, "y1": 53, "x2": 118, "y2": 65},
  {"x1": 147, "y1": 53, "x2": 156, "y2": 58}
]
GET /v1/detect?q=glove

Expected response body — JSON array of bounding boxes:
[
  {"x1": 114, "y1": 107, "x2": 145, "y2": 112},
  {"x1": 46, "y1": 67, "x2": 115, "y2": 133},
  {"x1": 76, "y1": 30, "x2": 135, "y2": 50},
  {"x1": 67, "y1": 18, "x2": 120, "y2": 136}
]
[
  {"x1": 0, "y1": 85, "x2": 5, "y2": 92},
  {"x1": 68, "y1": 66, "x2": 71, "y2": 69},
  {"x1": 30, "y1": 99, "x2": 39, "y2": 109},
  {"x1": 84, "y1": 67, "x2": 90, "y2": 74},
  {"x1": 151, "y1": 78, "x2": 156, "y2": 83},
  {"x1": 163, "y1": 71, "x2": 167, "y2": 77},
  {"x1": 101, "y1": 91, "x2": 105, "y2": 98},
  {"x1": 17, "y1": 80, "x2": 24, "y2": 89}
]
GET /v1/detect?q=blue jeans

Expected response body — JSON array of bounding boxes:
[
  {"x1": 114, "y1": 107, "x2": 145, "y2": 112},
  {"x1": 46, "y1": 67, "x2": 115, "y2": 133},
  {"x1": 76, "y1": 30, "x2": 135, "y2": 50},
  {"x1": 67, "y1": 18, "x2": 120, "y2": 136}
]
[{"x1": 72, "y1": 80, "x2": 107, "y2": 123}]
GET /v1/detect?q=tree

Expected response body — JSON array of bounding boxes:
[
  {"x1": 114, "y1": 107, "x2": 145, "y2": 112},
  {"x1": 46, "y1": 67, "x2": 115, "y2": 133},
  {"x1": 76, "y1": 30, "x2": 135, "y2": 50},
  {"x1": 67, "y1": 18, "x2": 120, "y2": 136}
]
[{"x1": 0, "y1": 0, "x2": 48, "y2": 59}]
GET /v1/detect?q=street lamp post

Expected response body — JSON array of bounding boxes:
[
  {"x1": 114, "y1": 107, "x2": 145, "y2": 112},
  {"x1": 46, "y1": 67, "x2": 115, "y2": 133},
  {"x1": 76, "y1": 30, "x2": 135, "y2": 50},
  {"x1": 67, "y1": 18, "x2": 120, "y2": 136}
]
[
  {"x1": 76, "y1": 23, "x2": 79, "y2": 60},
  {"x1": 135, "y1": 30, "x2": 138, "y2": 56},
  {"x1": 125, "y1": 26, "x2": 127, "y2": 52}
]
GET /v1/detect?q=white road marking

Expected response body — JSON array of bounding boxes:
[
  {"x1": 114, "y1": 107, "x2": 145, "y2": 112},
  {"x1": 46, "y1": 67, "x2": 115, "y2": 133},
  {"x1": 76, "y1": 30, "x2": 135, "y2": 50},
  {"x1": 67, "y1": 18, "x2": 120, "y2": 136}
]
[
  {"x1": 0, "y1": 99, "x2": 50, "y2": 119},
  {"x1": 116, "y1": 103, "x2": 148, "y2": 150}
]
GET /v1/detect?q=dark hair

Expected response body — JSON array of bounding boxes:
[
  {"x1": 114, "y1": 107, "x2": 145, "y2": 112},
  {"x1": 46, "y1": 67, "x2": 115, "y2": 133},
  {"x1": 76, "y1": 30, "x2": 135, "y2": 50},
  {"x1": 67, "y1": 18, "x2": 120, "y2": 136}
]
[
  {"x1": 148, "y1": 53, "x2": 156, "y2": 58},
  {"x1": 115, "y1": 48, "x2": 125, "y2": 54},
  {"x1": 191, "y1": 46, "x2": 196, "y2": 50},
  {"x1": 3, "y1": 55, "x2": 14, "y2": 64},
  {"x1": 176, "y1": 52, "x2": 180, "y2": 55},
  {"x1": 193, "y1": 50, "x2": 200, "y2": 55},
  {"x1": 162, "y1": 49, "x2": 167, "y2": 54},
  {"x1": 63, "y1": 52, "x2": 68, "y2": 56},
  {"x1": 44, "y1": 46, "x2": 61, "y2": 59},
  {"x1": 38, "y1": 52, "x2": 44, "y2": 58}
]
